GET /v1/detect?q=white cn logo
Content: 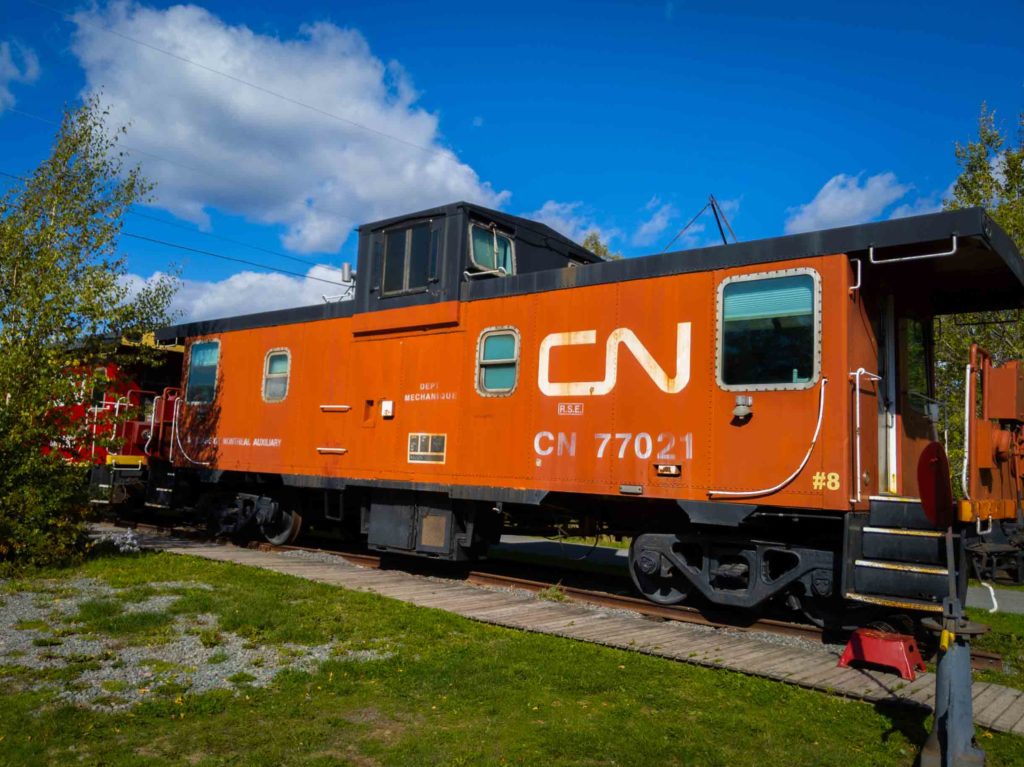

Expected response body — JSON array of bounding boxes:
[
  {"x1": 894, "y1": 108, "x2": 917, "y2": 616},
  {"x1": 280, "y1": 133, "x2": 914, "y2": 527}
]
[{"x1": 537, "y1": 323, "x2": 692, "y2": 397}]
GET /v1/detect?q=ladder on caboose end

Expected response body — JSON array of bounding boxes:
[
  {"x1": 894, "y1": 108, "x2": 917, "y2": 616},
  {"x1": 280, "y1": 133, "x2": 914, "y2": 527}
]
[{"x1": 842, "y1": 498, "x2": 963, "y2": 614}]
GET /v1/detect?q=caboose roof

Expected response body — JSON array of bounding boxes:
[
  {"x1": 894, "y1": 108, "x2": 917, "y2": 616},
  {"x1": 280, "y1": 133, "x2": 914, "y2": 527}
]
[
  {"x1": 464, "y1": 206, "x2": 1024, "y2": 314},
  {"x1": 359, "y1": 201, "x2": 604, "y2": 264},
  {"x1": 155, "y1": 205, "x2": 1023, "y2": 341}
]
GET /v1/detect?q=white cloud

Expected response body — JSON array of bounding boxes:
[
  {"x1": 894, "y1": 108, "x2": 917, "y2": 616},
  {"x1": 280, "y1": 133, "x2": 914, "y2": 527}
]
[
  {"x1": 784, "y1": 172, "x2": 910, "y2": 234},
  {"x1": 526, "y1": 200, "x2": 619, "y2": 244},
  {"x1": 0, "y1": 40, "x2": 40, "y2": 112},
  {"x1": 632, "y1": 201, "x2": 677, "y2": 247},
  {"x1": 125, "y1": 265, "x2": 352, "y2": 323},
  {"x1": 888, "y1": 198, "x2": 940, "y2": 220},
  {"x1": 716, "y1": 196, "x2": 741, "y2": 216},
  {"x1": 888, "y1": 180, "x2": 955, "y2": 220},
  {"x1": 71, "y1": 3, "x2": 508, "y2": 254}
]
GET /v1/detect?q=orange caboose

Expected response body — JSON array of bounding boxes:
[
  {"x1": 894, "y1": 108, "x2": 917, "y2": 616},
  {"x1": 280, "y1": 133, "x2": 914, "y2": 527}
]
[{"x1": 135, "y1": 202, "x2": 1023, "y2": 622}]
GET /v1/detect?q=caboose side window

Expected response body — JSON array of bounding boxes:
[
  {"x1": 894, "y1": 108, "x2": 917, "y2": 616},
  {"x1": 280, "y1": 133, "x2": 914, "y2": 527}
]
[
  {"x1": 718, "y1": 271, "x2": 819, "y2": 390},
  {"x1": 476, "y1": 328, "x2": 520, "y2": 395},
  {"x1": 470, "y1": 224, "x2": 515, "y2": 275},
  {"x1": 382, "y1": 223, "x2": 436, "y2": 295},
  {"x1": 186, "y1": 340, "x2": 220, "y2": 403},
  {"x1": 263, "y1": 349, "x2": 290, "y2": 403}
]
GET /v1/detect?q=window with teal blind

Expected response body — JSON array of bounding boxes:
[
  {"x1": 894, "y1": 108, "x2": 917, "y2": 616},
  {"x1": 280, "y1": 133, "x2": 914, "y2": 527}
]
[
  {"x1": 721, "y1": 273, "x2": 817, "y2": 387},
  {"x1": 186, "y1": 340, "x2": 220, "y2": 403},
  {"x1": 477, "y1": 329, "x2": 520, "y2": 395}
]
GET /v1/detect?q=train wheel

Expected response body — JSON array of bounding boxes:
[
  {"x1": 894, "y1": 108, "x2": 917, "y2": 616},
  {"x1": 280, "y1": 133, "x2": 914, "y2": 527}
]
[
  {"x1": 260, "y1": 509, "x2": 303, "y2": 546},
  {"x1": 628, "y1": 537, "x2": 691, "y2": 605}
]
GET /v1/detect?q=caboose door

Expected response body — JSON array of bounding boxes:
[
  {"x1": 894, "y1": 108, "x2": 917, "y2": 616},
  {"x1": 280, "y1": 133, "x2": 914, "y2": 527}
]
[{"x1": 877, "y1": 297, "x2": 937, "y2": 497}]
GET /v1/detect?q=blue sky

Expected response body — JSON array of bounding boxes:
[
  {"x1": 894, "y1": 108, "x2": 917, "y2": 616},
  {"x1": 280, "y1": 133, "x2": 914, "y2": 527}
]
[{"x1": 1, "y1": 0, "x2": 1022, "y2": 320}]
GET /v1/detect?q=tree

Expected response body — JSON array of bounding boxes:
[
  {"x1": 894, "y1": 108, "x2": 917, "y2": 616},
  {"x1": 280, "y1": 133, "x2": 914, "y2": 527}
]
[
  {"x1": 0, "y1": 98, "x2": 176, "y2": 570},
  {"x1": 936, "y1": 104, "x2": 1024, "y2": 488},
  {"x1": 582, "y1": 230, "x2": 622, "y2": 260}
]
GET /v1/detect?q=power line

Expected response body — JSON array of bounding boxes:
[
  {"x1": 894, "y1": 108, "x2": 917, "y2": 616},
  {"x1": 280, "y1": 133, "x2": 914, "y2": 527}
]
[
  {"x1": 128, "y1": 210, "x2": 350, "y2": 273},
  {"x1": 123, "y1": 233, "x2": 348, "y2": 286},
  {"x1": 7, "y1": 107, "x2": 213, "y2": 177},
  {"x1": 29, "y1": 0, "x2": 451, "y2": 159},
  {"x1": 1, "y1": 166, "x2": 352, "y2": 276},
  {"x1": 3, "y1": 168, "x2": 347, "y2": 286}
]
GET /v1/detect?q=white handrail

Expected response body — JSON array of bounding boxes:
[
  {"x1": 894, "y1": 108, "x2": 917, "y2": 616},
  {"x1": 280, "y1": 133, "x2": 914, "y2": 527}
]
[
  {"x1": 708, "y1": 377, "x2": 828, "y2": 499},
  {"x1": 171, "y1": 397, "x2": 211, "y2": 466},
  {"x1": 962, "y1": 363, "x2": 972, "y2": 500},
  {"x1": 849, "y1": 368, "x2": 882, "y2": 504},
  {"x1": 848, "y1": 258, "x2": 862, "y2": 295},
  {"x1": 868, "y1": 235, "x2": 957, "y2": 264},
  {"x1": 144, "y1": 395, "x2": 161, "y2": 457}
]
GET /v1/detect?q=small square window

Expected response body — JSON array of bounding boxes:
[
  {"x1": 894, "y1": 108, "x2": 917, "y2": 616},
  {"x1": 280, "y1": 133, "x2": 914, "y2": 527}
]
[
  {"x1": 469, "y1": 224, "x2": 515, "y2": 275},
  {"x1": 263, "y1": 349, "x2": 290, "y2": 402},
  {"x1": 477, "y1": 328, "x2": 520, "y2": 396}
]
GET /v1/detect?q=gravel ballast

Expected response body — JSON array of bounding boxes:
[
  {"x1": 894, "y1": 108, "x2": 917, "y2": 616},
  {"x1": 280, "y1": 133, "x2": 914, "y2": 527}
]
[{"x1": 0, "y1": 575, "x2": 390, "y2": 711}]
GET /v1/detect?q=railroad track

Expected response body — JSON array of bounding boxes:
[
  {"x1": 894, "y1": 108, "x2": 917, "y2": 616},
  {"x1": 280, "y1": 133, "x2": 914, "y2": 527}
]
[
  {"x1": 247, "y1": 540, "x2": 1005, "y2": 671},
  {"x1": 101, "y1": 517, "x2": 1004, "y2": 672},
  {"x1": 247, "y1": 539, "x2": 828, "y2": 641}
]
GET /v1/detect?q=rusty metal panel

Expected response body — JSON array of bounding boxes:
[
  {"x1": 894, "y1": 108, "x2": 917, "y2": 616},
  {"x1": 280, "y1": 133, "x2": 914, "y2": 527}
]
[
  {"x1": 987, "y1": 362, "x2": 1024, "y2": 422},
  {"x1": 419, "y1": 512, "x2": 448, "y2": 549},
  {"x1": 352, "y1": 300, "x2": 459, "y2": 336},
  {"x1": 973, "y1": 421, "x2": 995, "y2": 470}
]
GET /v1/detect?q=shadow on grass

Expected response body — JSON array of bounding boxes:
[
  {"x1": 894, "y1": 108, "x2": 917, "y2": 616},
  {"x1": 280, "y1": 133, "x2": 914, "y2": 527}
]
[{"x1": 875, "y1": 700, "x2": 931, "y2": 749}]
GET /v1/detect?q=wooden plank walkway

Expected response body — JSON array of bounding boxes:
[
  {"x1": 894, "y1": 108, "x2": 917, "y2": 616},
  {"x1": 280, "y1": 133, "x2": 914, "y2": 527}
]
[{"x1": 109, "y1": 526, "x2": 1024, "y2": 736}]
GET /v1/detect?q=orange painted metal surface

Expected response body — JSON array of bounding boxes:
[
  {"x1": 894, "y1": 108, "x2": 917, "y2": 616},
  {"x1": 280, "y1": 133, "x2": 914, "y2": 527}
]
[{"x1": 170, "y1": 251, "x2": 980, "y2": 514}]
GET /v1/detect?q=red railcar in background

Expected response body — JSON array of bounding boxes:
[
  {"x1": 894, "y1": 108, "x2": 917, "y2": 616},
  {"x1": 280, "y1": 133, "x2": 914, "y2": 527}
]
[{"x1": 57, "y1": 346, "x2": 184, "y2": 503}]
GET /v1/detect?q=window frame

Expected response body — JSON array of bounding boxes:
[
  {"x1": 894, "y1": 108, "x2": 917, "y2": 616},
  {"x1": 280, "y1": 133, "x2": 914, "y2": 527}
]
[
  {"x1": 380, "y1": 219, "x2": 437, "y2": 297},
  {"x1": 475, "y1": 326, "x2": 521, "y2": 397},
  {"x1": 715, "y1": 267, "x2": 822, "y2": 392},
  {"x1": 468, "y1": 223, "x2": 516, "y2": 276},
  {"x1": 185, "y1": 339, "x2": 221, "y2": 404},
  {"x1": 261, "y1": 347, "x2": 291, "y2": 404}
]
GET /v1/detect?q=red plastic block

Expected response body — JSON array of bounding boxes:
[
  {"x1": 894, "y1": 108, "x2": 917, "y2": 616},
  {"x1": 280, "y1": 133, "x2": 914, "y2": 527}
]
[{"x1": 837, "y1": 628, "x2": 927, "y2": 681}]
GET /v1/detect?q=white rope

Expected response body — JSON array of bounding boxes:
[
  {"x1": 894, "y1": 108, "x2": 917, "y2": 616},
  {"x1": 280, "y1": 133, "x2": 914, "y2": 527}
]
[
  {"x1": 980, "y1": 581, "x2": 999, "y2": 613},
  {"x1": 708, "y1": 377, "x2": 828, "y2": 499},
  {"x1": 171, "y1": 396, "x2": 210, "y2": 466}
]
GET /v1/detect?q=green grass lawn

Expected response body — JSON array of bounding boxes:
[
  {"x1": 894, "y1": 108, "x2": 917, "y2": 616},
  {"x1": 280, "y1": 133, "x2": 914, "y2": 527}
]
[
  {"x1": 967, "y1": 607, "x2": 1024, "y2": 691},
  {"x1": 1, "y1": 551, "x2": 1023, "y2": 767}
]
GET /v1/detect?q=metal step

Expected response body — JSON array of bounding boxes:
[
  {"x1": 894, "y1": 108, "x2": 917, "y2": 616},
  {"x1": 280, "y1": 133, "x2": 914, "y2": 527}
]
[
  {"x1": 868, "y1": 498, "x2": 936, "y2": 530},
  {"x1": 862, "y1": 526, "x2": 944, "y2": 538},
  {"x1": 853, "y1": 557, "x2": 949, "y2": 602},
  {"x1": 854, "y1": 558, "x2": 948, "y2": 576},
  {"x1": 861, "y1": 526, "x2": 948, "y2": 563},
  {"x1": 844, "y1": 591, "x2": 944, "y2": 613}
]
